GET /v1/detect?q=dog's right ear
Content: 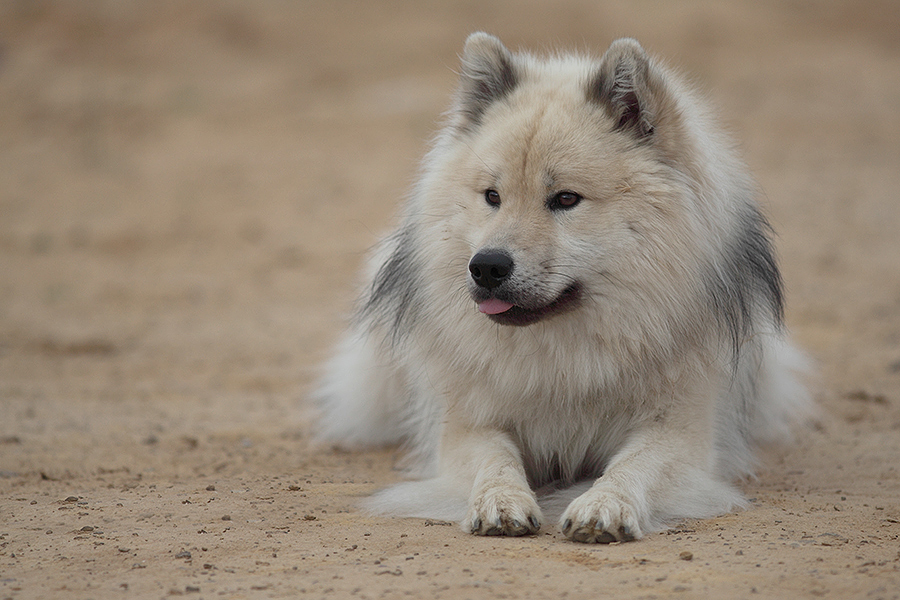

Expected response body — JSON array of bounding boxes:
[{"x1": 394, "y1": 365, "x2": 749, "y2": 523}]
[{"x1": 455, "y1": 33, "x2": 518, "y2": 128}]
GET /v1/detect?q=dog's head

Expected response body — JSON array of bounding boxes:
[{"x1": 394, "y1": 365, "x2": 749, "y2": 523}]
[
  {"x1": 421, "y1": 33, "x2": 710, "y2": 328},
  {"x1": 395, "y1": 32, "x2": 782, "y2": 366}
]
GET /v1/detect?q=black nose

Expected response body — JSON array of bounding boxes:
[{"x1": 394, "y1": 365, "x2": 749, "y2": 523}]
[{"x1": 468, "y1": 250, "x2": 514, "y2": 290}]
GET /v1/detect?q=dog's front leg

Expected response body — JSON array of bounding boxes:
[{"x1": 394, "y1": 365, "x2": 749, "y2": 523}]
[
  {"x1": 441, "y1": 419, "x2": 542, "y2": 536},
  {"x1": 559, "y1": 411, "x2": 740, "y2": 544}
]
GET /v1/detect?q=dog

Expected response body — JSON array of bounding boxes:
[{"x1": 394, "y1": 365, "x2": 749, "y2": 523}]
[{"x1": 316, "y1": 33, "x2": 810, "y2": 543}]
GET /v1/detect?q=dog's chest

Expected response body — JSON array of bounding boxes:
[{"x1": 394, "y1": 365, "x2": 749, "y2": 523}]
[{"x1": 511, "y1": 399, "x2": 634, "y2": 486}]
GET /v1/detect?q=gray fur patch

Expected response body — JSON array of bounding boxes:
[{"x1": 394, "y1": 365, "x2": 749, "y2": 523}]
[
  {"x1": 709, "y1": 203, "x2": 784, "y2": 359},
  {"x1": 359, "y1": 225, "x2": 421, "y2": 345}
]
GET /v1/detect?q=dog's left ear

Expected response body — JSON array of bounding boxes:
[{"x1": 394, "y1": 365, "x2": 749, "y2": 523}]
[{"x1": 590, "y1": 38, "x2": 661, "y2": 139}]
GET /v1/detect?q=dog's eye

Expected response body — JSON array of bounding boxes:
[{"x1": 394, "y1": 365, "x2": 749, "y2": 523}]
[
  {"x1": 484, "y1": 189, "x2": 501, "y2": 207},
  {"x1": 549, "y1": 191, "x2": 582, "y2": 210}
]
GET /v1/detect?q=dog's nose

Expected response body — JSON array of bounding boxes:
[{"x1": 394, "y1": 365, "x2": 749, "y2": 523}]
[{"x1": 469, "y1": 250, "x2": 513, "y2": 289}]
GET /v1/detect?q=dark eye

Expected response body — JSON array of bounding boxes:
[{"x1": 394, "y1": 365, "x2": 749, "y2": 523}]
[
  {"x1": 549, "y1": 191, "x2": 582, "y2": 210},
  {"x1": 484, "y1": 189, "x2": 501, "y2": 207}
]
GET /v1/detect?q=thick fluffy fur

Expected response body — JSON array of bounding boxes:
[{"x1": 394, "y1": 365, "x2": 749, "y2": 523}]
[{"x1": 316, "y1": 34, "x2": 810, "y2": 543}]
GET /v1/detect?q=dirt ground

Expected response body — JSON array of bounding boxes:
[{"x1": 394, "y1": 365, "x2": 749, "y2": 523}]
[{"x1": 1, "y1": 1, "x2": 899, "y2": 598}]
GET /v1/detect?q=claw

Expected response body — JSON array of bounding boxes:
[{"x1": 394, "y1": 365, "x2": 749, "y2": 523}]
[
  {"x1": 508, "y1": 518, "x2": 537, "y2": 536},
  {"x1": 617, "y1": 525, "x2": 635, "y2": 542},
  {"x1": 508, "y1": 520, "x2": 526, "y2": 536}
]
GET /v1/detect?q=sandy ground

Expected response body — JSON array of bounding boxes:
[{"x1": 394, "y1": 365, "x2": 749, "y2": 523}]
[{"x1": 1, "y1": 1, "x2": 900, "y2": 598}]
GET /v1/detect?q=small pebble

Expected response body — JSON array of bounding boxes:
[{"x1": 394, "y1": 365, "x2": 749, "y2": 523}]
[
  {"x1": 175, "y1": 550, "x2": 192, "y2": 559},
  {"x1": 221, "y1": 515, "x2": 231, "y2": 521},
  {"x1": 679, "y1": 551, "x2": 693, "y2": 561}
]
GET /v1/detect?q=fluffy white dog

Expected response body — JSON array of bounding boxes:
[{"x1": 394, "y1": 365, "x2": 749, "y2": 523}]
[{"x1": 317, "y1": 33, "x2": 810, "y2": 543}]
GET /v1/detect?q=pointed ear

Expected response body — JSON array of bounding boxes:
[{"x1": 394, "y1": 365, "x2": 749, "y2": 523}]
[
  {"x1": 589, "y1": 38, "x2": 657, "y2": 138},
  {"x1": 455, "y1": 32, "x2": 518, "y2": 128}
]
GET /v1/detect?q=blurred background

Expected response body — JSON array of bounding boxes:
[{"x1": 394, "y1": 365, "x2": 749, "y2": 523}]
[
  {"x1": 2, "y1": 2, "x2": 900, "y2": 597},
  {"x1": 1, "y1": 0, "x2": 899, "y2": 479}
]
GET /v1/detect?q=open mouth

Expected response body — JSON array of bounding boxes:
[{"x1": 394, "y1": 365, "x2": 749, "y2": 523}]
[{"x1": 477, "y1": 284, "x2": 582, "y2": 326}]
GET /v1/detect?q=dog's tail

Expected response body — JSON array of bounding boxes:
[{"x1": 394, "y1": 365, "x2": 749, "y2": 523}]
[
  {"x1": 314, "y1": 331, "x2": 407, "y2": 449},
  {"x1": 752, "y1": 338, "x2": 816, "y2": 445},
  {"x1": 363, "y1": 478, "x2": 469, "y2": 523}
]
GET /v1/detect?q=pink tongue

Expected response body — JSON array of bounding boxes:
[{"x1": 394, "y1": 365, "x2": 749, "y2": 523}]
[{"x1": 478, "y1": 298, "x2": 515, "y2": 315}]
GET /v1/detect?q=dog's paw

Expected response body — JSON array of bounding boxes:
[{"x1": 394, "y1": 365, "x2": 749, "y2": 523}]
[
  {"x1": 559, "y1": 486, "x2": 643, "y2": 543},
  {"x1": 464, "y1": 485, "x2": 542, "y2": 537}
]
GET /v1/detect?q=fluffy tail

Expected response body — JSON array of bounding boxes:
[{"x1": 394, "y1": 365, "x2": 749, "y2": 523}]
[
  {"x1": 752, "y1": 338, "x2": 816, "y2": 445},
  {"x1": 364, "y1": 478, "x2": 469, "y2": 523},
  {"x1": 314, "y1": 332, "x2": 406, "y2": 448}
]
